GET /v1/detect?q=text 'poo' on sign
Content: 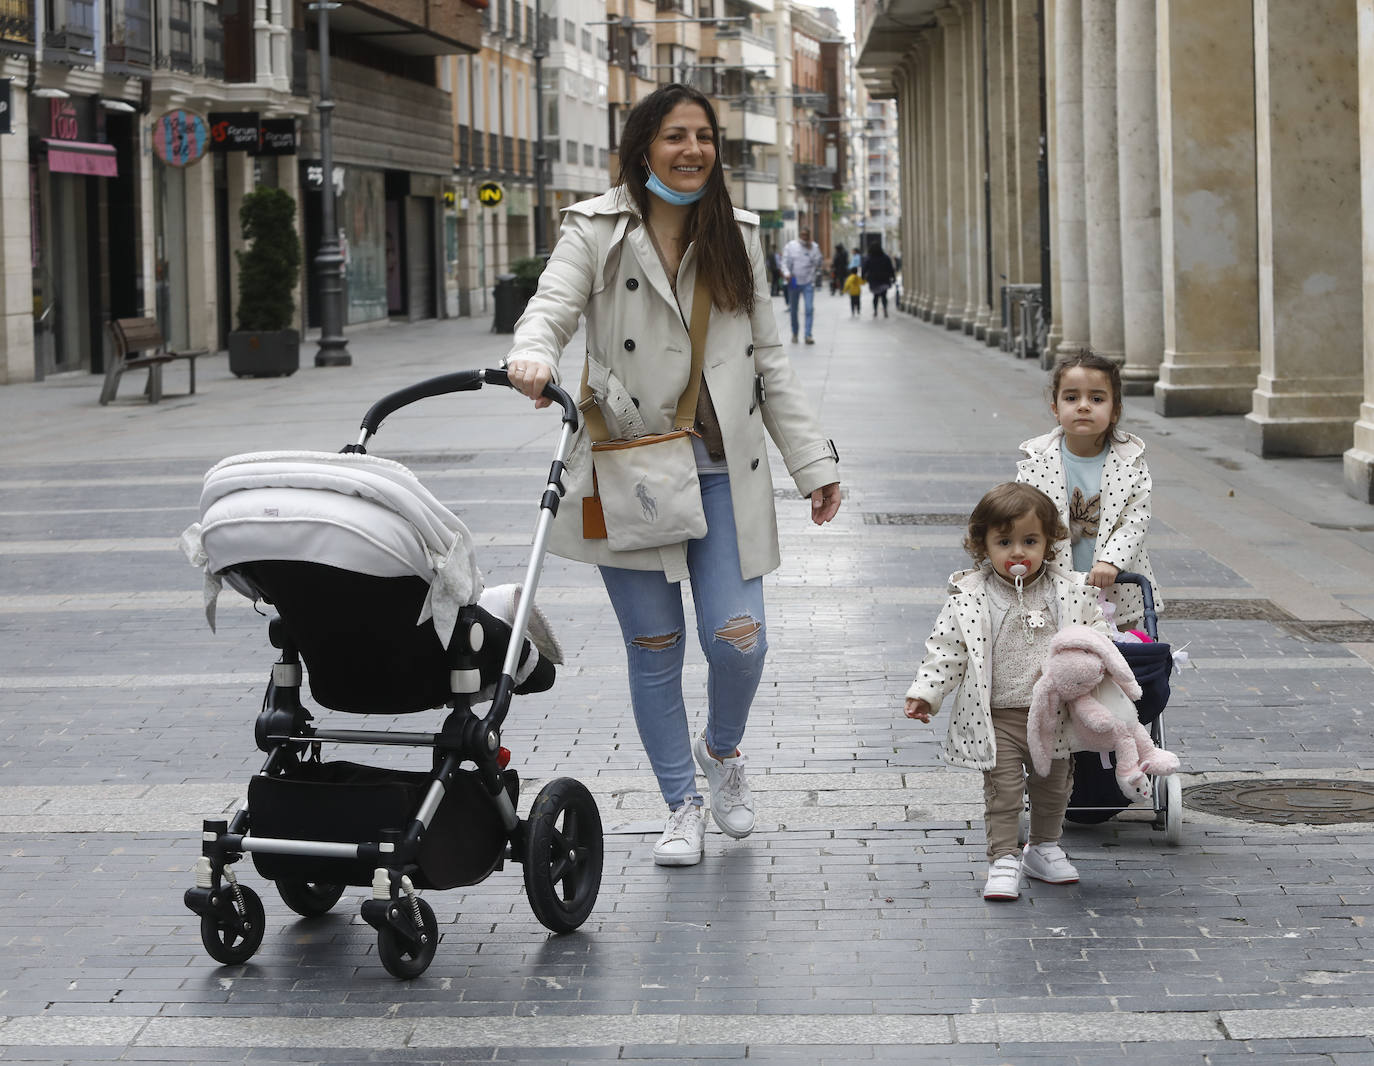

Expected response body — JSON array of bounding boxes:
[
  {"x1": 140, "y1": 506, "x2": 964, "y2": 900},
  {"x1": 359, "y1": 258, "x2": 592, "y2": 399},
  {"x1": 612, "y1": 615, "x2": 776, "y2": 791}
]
[{"x1": 478, "y1": 181, "x2": 504, "y2": 207}]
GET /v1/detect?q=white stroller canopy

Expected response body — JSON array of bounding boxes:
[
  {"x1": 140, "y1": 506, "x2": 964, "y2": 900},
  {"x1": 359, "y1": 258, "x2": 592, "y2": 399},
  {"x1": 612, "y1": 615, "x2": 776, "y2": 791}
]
[{"x1": 180, "y1": 451, "x2": 483, "y2": 644}]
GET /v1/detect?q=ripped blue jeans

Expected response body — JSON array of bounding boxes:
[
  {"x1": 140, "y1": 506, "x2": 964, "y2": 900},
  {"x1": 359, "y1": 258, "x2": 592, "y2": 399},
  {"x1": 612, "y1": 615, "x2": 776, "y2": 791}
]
[{"x1": 599, "y1": 473, "x2": 768, "y2": 809}]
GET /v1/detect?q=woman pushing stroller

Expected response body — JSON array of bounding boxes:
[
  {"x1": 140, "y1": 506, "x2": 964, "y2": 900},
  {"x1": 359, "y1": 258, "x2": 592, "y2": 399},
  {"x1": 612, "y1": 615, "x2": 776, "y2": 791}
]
[{"x1": 503, "y1": 84, "x2": 842, "y2": 868}]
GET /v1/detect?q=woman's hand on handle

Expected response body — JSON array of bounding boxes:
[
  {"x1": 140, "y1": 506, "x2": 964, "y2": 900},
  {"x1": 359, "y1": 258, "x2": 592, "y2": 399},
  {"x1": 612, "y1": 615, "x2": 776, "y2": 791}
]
[
  {"x1": 504, "y1": 359, "x2": 553, "y2": 409},
  {"x1": 810, "y1": 482, "x2": 841, "y2": 525}
]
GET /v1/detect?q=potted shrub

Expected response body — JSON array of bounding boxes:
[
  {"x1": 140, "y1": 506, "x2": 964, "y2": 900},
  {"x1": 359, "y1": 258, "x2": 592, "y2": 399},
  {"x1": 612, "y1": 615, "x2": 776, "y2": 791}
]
[
  {"x1": 229, "y1": 186, "x2": 302, "y2": 377},
  {"x1": 509, "y1": 255, "x2": 547, "y2": 320}
]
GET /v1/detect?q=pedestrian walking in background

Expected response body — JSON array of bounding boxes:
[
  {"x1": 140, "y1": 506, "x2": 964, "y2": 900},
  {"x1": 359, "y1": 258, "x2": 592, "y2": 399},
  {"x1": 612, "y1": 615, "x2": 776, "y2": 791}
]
[
  {"x1": 843, "y1": 269, "x2": 864, "y2": 316},
  {"x1": 903, "y1": 482, "x2": 1127, "y2": 901},
  {"x1": 764, "y1": 244, "x2": 781, "y2": 296},
  {"x1": 830, "y1": 244, "x2": 848, "y2": 296},
  {"x1": 1015, "y1": 349, "x2": 1159, "y2": 630},
  {"x1": 782, "y1": 227, "x2": 824, "y2": 344},
  {"x1": 502, "y1": 83, "x2": 842, "y2": 869},
  {"x1": 863, "y1": 242, "x2": 895, "y2": 318}
]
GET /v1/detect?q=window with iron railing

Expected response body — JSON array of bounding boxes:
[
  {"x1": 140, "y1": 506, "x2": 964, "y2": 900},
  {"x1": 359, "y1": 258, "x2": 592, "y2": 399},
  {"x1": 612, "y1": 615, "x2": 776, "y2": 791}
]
[
  {"x1": 164, "y1": 0, "x2": 193, "y2": 70},
  {"x1": 44, "y1": 0, "x2": 95, "y2": 55},
  {"x1": 472, "y1": 130, "x2": 485, "y2": 168},
  {"x1": 502, "y1": 135, "x2": 513, "y2": 172},
  {"x1": 518, "y1": 139, "x2": 528, "y2": 174},
  {"x1": 458, "y1": 125, "x2": 471, "y2": 168},
  {"x1": 106, "y1": 0, "x2": 151, "y2": 66},
  {"x1": 0, "y1": 0, "x2": 36, "y2": 50},
  {"x1": 203, "y1": 0, "x2": 224, "y2": 78},
  {"x1": 544, "y1": 138, "x2": 559, "y2": 163}
]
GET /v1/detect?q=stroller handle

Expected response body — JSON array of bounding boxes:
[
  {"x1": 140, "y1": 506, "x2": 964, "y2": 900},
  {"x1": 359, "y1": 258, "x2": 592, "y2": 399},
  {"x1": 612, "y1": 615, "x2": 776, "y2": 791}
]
[
  {"x1": 356, "y1": 370, "x2": 578, "y2": 444},
  {"x1": 1113, "y1": 572, "x2": 1158, "y2": 641}
]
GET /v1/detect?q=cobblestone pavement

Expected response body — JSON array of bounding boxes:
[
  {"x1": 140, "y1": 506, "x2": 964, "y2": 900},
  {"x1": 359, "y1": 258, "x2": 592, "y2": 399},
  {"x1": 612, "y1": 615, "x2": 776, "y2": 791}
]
[{"x1": 2, "y1": 290, "x2": 1374, "y2": 1064}]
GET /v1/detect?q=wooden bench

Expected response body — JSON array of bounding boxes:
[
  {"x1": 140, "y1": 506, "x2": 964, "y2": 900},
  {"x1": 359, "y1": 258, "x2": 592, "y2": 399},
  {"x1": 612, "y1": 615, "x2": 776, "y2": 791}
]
[{"x1": 99, "y1": 317, "x2": 207, "y2": 405}]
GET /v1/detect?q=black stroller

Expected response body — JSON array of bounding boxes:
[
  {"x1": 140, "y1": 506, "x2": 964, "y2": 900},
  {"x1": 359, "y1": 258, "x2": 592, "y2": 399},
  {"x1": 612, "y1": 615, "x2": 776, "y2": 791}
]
[
  {"x1": 181, "y1": 370, "x2": 603, "y2": 978},
  {"x1": 1063, "y1": 572, "x2": 1183, "y2": 844}
]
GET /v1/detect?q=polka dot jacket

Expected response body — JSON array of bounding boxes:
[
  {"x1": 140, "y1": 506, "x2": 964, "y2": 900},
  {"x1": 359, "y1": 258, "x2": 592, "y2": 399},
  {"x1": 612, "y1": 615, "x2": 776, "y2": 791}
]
[
  {"x1": 1016, "y1": 427, "x2": 1161, "y2": 628},
  {"x1": 905, "y1": 565, "x2": 1116, "y2": 772}
]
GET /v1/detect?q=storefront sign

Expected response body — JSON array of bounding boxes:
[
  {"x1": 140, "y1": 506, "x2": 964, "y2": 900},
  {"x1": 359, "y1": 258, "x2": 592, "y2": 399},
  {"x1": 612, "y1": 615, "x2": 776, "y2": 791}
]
[
  {"x1": 0, "y1": 80, "x2": 11, "y2": 136},
  {"x1": 255, "y1": 118, "x2": 297, "y2": 156},
  {"x1": 209, "y1": 111, "x2": 261, "y2": 152},
  {"x1": 478, "y1": 181, "x2": 503, "y2": 206},
  {"x1": 44, "y1": 140, "x2": 118, "y2": 177},
  {"x1": 153, "y1": 110, "x2": 209, "y2": 167},
  {"x1": 304, "y1": 161, "x2": 345, "y2": 196}
]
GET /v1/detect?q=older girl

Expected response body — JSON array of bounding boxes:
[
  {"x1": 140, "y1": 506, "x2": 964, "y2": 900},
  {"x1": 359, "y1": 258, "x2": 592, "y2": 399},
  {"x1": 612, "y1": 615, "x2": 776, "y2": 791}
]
[{"x1": 503, "y1": 85, "x2": 841, "y2": 868}]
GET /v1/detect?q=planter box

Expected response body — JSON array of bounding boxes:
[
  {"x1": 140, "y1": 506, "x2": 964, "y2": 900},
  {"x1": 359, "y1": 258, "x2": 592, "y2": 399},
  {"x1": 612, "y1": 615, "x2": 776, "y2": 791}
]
[{"x1": 229, "y1": 329, "x2": 299, "y2": 378}]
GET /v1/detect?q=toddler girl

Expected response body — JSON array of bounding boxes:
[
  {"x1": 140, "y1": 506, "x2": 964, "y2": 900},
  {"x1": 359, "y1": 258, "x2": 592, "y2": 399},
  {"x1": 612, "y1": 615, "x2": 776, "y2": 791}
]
[
  {"x1": 1016, "y1": 349, "x2": 1160, "y2": 630},
  {"x1": 843, "y1": 269, "x2": 864, "y2": 316},
  {"x1": 904, "y1": 482, "x2": 1121, "y2": 901}
]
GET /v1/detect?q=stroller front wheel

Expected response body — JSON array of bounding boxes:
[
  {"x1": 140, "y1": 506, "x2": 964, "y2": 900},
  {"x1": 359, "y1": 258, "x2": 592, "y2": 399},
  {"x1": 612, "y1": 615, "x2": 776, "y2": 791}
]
[
  {"x1": 376, "y1": 896, "x2": 438, "y2": 979},
  {"x1": 522, "y1": 778, "x2": 604, "y2": 933},
  {"x1": 200, "y1": 883, "x2": 266, "y2": 965},
  {"x1": 276, "y1": 878, "x2": 346, "y2": 918}
]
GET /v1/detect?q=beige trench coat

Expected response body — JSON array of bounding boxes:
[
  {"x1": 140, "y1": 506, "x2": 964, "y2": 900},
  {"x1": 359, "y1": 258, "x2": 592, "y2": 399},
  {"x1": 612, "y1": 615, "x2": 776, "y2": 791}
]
[{"x1": 505, "y1": 188, "x2": 839, "y2": 581}]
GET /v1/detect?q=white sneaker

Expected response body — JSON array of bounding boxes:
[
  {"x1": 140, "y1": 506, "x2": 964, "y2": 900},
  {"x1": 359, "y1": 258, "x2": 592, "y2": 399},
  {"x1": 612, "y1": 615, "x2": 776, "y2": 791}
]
[
  {"x1": 983, "y1": 855, "x2": 1023, "y2": 901},
  {"x1": 693, "y1": 733, "x2": 756, "y2": 839},
  {"x1": 653, "y1": 803, "x2": 705, "y2": 866},
  {"x1": 1021, "y1": 842, "x2": 1079, "y2": 884}
]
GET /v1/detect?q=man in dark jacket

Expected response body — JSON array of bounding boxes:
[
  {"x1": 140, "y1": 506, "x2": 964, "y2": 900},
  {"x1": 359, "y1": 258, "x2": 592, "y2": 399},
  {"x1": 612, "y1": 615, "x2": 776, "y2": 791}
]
[
  {"x1": 862, "y1": 243, "x2": 896, "y2": 318},
  {"x1": 830, "y1": 245, "x2": 848, "y2": 296}
]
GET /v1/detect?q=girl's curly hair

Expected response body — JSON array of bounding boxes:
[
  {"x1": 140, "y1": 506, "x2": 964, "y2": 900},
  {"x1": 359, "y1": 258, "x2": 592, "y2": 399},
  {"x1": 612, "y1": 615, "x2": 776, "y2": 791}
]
[{"x1": 962, "y1": 482, "x2": 1069, "y2": 566}]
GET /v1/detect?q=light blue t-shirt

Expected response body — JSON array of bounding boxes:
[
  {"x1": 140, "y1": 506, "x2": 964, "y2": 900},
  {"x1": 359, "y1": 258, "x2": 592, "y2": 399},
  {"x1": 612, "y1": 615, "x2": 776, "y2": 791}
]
[{"x1": 1061, "y1": 438, "x2": 1108, "y2": 573}]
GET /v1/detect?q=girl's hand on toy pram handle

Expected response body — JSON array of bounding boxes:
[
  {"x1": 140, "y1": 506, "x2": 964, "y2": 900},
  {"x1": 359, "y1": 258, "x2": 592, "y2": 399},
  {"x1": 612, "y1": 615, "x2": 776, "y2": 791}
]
[
  {"x1": 503, "y1": 359, "x2": 554, "y2": 409},
  {"x1": 1086, "y1": 561, "x2": 1120, "y2": 589}
]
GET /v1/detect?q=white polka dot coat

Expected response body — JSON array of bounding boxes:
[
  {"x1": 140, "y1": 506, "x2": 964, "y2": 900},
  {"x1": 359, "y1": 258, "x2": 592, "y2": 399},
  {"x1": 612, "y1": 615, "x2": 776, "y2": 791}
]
[
  {"x1": 905, "y1": 565, "x2": 1119, "y2": 772},
  {"x1": 1016, "y1": 427, "x2": 1161, "y2": 627}
]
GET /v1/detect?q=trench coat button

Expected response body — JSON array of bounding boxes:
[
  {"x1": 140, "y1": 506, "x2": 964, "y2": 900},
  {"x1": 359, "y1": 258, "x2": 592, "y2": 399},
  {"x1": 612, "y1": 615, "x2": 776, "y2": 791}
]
[
  {"x1": 626, "y1": 278, "x2": 639, "y2": 291},
  {"x1": 750, "y1": 458, "x2": 759, "y2": 470},
  {"x1": 746, "y1": 344, "x2": 754, "y2": 355},
  {"x1": 749, "y1": 402, "x2": 756, "y2": 414},
  {"x1": 624, "y1": 339, "x2": 635, "y2": 351}
]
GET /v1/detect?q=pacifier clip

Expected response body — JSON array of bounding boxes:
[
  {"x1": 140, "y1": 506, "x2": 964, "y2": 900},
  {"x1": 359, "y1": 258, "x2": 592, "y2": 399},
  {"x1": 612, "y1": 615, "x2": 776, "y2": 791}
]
[{"x1": 1008, "y1": 563, "x2": 1047, "y2": 645}]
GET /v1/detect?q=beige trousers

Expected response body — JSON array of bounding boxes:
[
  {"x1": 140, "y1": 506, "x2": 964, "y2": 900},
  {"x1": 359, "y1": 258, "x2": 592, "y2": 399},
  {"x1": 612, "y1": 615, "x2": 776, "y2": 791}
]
[{"x1": 983, "y1": 705, "x2": 1073, "y2": 862}]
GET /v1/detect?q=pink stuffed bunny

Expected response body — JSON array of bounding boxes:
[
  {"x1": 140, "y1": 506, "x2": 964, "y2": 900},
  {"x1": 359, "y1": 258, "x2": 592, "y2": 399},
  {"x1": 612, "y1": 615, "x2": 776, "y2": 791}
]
[{"x1": 1028, "y1": 625, "x2": 1180, "y2": 802}]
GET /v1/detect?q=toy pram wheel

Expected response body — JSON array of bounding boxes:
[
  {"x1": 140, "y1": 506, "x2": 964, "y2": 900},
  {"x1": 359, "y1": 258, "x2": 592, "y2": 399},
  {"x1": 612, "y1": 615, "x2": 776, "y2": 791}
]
[
  {"x1": 1164, "y1": 775, "x2": 1183, "y2": 845},
  {"x1": 276, "y1": 879, "x2": 346, "y2": 918},
  {"x1": 376, "y1": 897, "x2": 438, "y2": 980},
  {"x1": 200, "y1": 883, "x2": 265, "y2": 965},
  {"x1": 523, "y1": 778, "x2": 604, "y2": 933}
]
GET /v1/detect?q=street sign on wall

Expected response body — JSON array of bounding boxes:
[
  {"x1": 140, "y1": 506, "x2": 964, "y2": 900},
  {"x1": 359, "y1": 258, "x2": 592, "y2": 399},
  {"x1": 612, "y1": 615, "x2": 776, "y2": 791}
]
[
  {"x1": 209, "y1": 112, "x2": 261, "y2": 152},
  {"x1": 477, "y1": 181, "x2": 504, "y2": 206},
  {"x1": 153, "y1": 110, "x2": 209, "y2": 167}
]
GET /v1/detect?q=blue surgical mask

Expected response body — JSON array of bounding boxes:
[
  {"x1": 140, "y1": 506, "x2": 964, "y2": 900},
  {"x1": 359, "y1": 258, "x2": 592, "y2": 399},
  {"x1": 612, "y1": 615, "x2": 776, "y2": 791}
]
[{"x1": 645, "y1": 166, "x2": 707, "y2": 206}]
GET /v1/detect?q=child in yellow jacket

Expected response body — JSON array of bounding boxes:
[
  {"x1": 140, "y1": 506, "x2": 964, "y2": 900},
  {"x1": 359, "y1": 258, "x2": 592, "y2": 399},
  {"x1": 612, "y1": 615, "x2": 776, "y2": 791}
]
[{"x1": 842, "y1": 270, "x2": 864, "y2": 317}]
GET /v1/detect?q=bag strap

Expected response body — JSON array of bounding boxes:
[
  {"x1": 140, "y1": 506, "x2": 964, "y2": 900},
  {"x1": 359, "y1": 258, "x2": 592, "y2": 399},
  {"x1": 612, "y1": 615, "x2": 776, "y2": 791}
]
[{"x1": 580, "y1": 266, "x2": 710, "y2": 442}]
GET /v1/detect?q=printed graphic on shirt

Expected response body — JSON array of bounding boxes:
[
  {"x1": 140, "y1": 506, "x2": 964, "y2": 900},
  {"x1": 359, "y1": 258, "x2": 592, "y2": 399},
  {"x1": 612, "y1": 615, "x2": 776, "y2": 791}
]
[{"x1": 1068, "y1": 487, "x2": 1100, "y2": 543}]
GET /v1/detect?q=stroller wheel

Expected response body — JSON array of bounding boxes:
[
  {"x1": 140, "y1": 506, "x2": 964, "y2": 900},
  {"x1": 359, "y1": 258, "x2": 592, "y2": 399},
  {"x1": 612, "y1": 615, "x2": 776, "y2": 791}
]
[
  {"x1": 1164, "y1": 775, "x2": 1184, "y2": 846},
  {"x1": 523, "y1": 778, "x2": 604, "y2": 933},
  {"x1": 276, "y1": 878, "x2": 346, "y2": 918},
  {"x1": 376, "y1": 896, "x2": 438, "y2": 980},
  {"x1": 200, "y1": 883, "x2": 266, "y2": 966}
]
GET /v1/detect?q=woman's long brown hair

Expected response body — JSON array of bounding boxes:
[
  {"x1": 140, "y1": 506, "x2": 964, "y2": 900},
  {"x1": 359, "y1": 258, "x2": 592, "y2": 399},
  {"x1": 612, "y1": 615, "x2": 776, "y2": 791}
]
[{"x1": 616, "y1": 83, "x2": 755, "y2": 316}]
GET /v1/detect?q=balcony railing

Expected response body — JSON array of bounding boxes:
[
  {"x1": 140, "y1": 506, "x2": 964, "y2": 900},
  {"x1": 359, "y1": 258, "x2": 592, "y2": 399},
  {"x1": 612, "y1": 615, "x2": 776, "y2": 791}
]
[
  {"x1": 0, "y1": 0, "x2": 35, "y2": 52},
  {"x1": 458, "y1": 124, "x2": 471, "y2": 169},
  {"x1": 795, "y1": 163, "x2": 835, "y2": 190},
  {"x1": 105, "y1": 0, "x2": 151, "y2": 68},
  {"x1": 44, "y1": 0, "x2": 96, "y2": 59}
]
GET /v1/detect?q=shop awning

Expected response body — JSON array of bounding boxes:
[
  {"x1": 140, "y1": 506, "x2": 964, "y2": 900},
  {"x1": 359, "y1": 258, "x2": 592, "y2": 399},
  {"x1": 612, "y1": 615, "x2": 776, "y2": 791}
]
[{"x1": 44, "y1": 140, "x2": 118, "y2": 178}]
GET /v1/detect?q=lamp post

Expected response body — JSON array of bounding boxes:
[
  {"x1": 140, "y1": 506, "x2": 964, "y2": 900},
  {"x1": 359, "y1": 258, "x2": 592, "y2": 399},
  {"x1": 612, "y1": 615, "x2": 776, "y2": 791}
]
[
  {"x1": 533, "y1": 0, "x2": 548, "y2": 256},
  {"x1": 312, "y1": 0, "x2": 351, "y2": 367}
]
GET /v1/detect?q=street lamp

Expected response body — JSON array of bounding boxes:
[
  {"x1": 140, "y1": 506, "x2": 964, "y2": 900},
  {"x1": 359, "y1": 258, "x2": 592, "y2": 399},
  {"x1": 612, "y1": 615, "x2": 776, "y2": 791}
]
[
  {"x1": 533, "y1": 0, "x2": 548, "y2": 256},
  {"x1": 311, "y1": 0, "x2": 351, "y2": 367}
]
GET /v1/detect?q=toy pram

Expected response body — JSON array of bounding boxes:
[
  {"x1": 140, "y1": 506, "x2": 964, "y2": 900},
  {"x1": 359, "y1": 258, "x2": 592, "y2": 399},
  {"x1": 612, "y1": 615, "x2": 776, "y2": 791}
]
[
  {"x1": 180, "y1": 369, "x2": 603, "y2": 978},
  {"x1": 1063, "y1": 572, "x2": 1183, "y2": 844}
]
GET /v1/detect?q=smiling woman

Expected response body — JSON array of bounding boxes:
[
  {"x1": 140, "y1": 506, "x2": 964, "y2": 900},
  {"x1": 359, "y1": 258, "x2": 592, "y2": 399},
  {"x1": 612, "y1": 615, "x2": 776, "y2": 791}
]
[{"x1": 498, "y1": 83, "x2": 842, "y2": 870}]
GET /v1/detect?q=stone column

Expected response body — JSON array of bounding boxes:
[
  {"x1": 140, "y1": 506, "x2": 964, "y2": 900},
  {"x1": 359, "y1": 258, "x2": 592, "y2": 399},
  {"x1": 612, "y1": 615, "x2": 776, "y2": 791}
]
[
  {"x1": 985, "y1": 0, "x2": 1010, "y2": 345},
  {"x1": 1153, "y1": 0, "x2": 1260, "y2": 416},
  {"x1": 1113, "y1": 0, "x2": 1162, "y2": 394},
  {"x1": 185, "y1": 159, "x2": 220, "y2": 353},
  {"x1": 961, "y1": 0, "x2": 990, "y2": 338},
  {"x1": 1348, "y1": 0, "x2": 1374, "y2": 500},
  {"x1": 921, "y1": 37, "x2": 942, "y2": 319},
  {"x1": 0, "y1": 81, "x2": 35, "y2": 384},
  {"x1": 1042, "y1": 0, "x2": 1062, "y2": 359},
  {"x1": 1011, "y1": 0, "x2": 1042, "y2": 288},
  {"x1": 1246, "y1": 0, "x2": 1363, "y2": 457},
  {"x1": 928, "y1": 23, "x2": 951, "y2": 324},
  {"x1": 897, "y1": 60, "x2": 919, "y2": 315},
  {"x1": 1053, "y1": 0, "x2": 1088, "y2": 355},
  {"x1": 1081, "y1": 0, "x2": 1123, "y2": 364},
  {"x1": 937, "y1": 6, "x2": 968, "y2": 329}
]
